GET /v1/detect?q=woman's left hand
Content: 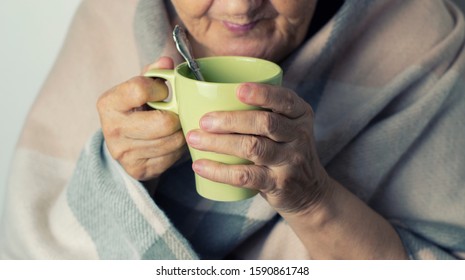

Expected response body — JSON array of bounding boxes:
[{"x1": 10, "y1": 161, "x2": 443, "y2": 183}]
[{"x1": 186, "y1": 83, "x2": 331, "y2": 214}]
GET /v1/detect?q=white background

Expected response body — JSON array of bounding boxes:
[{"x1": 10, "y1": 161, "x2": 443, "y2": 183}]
[
  {"x1": 0, "y1": 0, "x2": 82, "y2": 217},
  {"x1": 1, "y1": 1, "x2": 465, "y2": 220},
  {"x1": 0, "y1": 260, "x2": 463, "y2": 279}
]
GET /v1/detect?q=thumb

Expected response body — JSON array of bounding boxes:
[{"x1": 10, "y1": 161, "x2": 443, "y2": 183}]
[
  {"x1": 142, "y1": 56, "x2": 175, "y2": 74},
  {"x1": 141, "y1": 56, "x2": 175, "y2": 104}
]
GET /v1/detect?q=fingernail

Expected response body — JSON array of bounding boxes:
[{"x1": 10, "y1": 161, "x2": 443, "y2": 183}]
[
  {"x1": 238, "y1": 84, "x2": 252, "y2": 100},
  {"x1": 200, "y1": 116, "x2": 213, "y2": 130},
  {"x1": 192, "y1": 161, "x2": 204, "y2": 173},
  {"x1": 187, "y1": 131, "x2": 201, "y2": 145}
]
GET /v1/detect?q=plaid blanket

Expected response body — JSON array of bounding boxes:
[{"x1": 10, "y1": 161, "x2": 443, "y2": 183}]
[{"x1": 1, "y1": 0, "x2": 465, "y2": 259}]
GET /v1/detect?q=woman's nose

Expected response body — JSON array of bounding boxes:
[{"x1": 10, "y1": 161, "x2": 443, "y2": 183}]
[{"x1": 223, "y1": 0, "x2": 264, "y2": 17}]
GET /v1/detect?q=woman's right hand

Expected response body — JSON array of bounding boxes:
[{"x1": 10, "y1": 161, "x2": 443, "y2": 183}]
[{"x1": 97, "y1": 57, "x2": 187, "y2": 181}]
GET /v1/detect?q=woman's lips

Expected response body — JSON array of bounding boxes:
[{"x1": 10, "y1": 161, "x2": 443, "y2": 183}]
[{"x1": 223, "y1": 20, "x2": 257, "y2": 33}]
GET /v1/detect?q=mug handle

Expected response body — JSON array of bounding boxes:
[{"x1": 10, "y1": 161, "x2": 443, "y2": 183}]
[{"x1": 144, "y1": 69, "x2": 178, "y2": 114}]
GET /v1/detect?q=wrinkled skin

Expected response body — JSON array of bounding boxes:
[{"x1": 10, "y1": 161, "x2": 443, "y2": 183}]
[
  {"x1": 97, "y1": 58, "x2": 187, "y2": 182},
  {"x1": 186, "y1": 82, "x2": 329, "y2": 213}
]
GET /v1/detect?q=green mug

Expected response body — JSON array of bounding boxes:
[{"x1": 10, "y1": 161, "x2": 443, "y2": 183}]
[{"x1": 145, "y1": 56, "x2": 282, "y2": 201}]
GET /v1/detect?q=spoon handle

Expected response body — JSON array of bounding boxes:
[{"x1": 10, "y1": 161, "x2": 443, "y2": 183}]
[{"x1": 173, "y1": 25, "x2": 205, "y2": 81}]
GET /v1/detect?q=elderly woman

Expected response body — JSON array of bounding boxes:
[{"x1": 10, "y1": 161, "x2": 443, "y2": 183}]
[{"x1": 1, "y1": 0, "x2": 465, "y2": 259}]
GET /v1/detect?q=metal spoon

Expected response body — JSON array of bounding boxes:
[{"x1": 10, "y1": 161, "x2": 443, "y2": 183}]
[{"x1": 173, "y1": 25, "x2": 205, "y2": 81}]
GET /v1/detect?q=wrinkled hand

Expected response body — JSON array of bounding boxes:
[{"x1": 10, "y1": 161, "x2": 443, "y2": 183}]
[
  {"x1": 97, "y1": 57, "x2": 187, "y2": 181},
  {"x1": 186, "y1": 83, "x2": 330, "y2": 213}
]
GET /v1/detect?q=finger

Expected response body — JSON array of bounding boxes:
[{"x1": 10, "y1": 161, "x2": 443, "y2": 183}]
[
  {"x1": 125, "y1": 147, "x2": 188, "y2": 181},
  {"x1": 187, "y1": 130, "x2": 285, "y2": 165},
  {"x1": 237, "y1": 83, "x2": 311, "y2": 119},
  {"x1": 107, "y1": 131, "x2": 186, "y2": 168},
  {"x1": 99, "y1": 109, "x2": 181, "y2": 141},
  {"x1": 192, "y1": 159, "x2": 275, "y2": 191},
  {"x1": 125, "y1": 130, "x2": 186, "y2": 159},
  {"x1": 200, "y1": 110, "x2": 297, "y2": 142},
  {"x1": 99, "y1": 76, "x2": 169, "y2": 112},
  {"x1": 124, "y1": 110, "x2": 182, "y2": 140}
]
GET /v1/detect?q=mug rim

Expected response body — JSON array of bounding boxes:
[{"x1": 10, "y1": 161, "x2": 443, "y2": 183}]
[{"x1": 175, "y1": 56, "x2": 282, "y2": 84}]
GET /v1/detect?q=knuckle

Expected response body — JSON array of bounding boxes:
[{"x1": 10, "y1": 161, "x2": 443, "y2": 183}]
[
  {"x1": 235, "y1": 167, "x2": 254, "y2": 186},
  {"x1": 243, "y1": 136, "x2": 265, "y2": 161},
  {"x1": 259, "y1": 171, "x2": 277, "y2": 192},
  {"x1": 261, "y1": 112, "x2": 279, "y2": 136},
  {"x1": 112, "y1": 146, "x2": 129, "y2": 163},
  {"x1": 154, "y1": 111, "x2": 179, "y2": 133},
  {"x1": 103, "y1": 125, "x2": 122, "y2": 139},
  {"x1": 126, "y1": 76, "x2": 150, "y2": 104},
  {"x1": 107, "y1": 140, "x2": 133, "y2": 164},
  {"x1": 126, "y1": 165, "x2": 147, "y2": 181}
]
